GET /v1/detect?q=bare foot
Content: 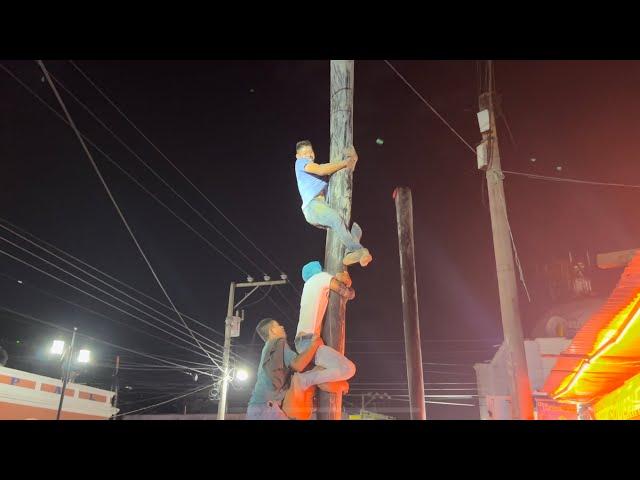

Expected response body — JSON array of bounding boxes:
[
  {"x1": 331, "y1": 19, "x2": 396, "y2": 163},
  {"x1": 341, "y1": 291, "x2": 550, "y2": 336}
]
[{"x1": 343, "y1": 248, "x2": 372, "y2": 267}]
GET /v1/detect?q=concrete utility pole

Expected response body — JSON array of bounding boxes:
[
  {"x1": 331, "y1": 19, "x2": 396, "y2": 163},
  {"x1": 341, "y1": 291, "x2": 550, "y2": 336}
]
[
  {"x1": 478, "y1": 60, "x2": 533, "y2": 420},
  {"x1": 393, "y1": 187, "x2": 426, "y2": 420},
  {"x1": 217, "y1": 278, "x2": 287, "y2": 420},
  {"x1": 319, "y1": 60, "x2": 355, "y2": 420}
]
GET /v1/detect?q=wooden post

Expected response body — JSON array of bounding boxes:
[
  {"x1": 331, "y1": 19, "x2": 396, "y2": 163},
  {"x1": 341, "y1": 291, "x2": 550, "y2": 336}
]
[
  {"x1": 319, "y1": 60, "x2": 354, "y2": 420},
  {"x1": 393, "y1": 187, "x2": 426, "y2": 420}
]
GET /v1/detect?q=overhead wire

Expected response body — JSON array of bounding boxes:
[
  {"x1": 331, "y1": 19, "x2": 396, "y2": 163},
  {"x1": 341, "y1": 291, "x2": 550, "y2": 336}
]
[
  {"x1": 503, "y1": 170, "x2": 640, "y2": 189},
  {"x1": 0, "y1": 307, "x2": 216, "y2": 378},
  {"x1": 266, "y1": 295, "x2": 296, "y2": 328},
  {"x1": 0, "y1": 232, "x2": 227, "y2": 358},
  {"x1": 69, "y1": 60, "x2": 291, "y2": 280},
  {"x1": 37, "y1": 59, "x2": 219, "y2": 368},
  {"x1": 114, "y1": 382, "x2": 214, "y2": 417},
  {"x1": 237, "y1": 285, "x2": 273, "y2": 310},
  {"x1": 0, "y1": 271, "x2": 234, "y2": 364},
  {"x1": 1, "y1": 217, "x2": 224, "y2": 336},
  {"x1": 47, "y1": 71, "x2": 267, "y2": 278},
  {"x1": 383, "y1": 60, "x2": 476, "y2": 154},
  {"x1": 0, "y1": 244, "x2": 223, "y2": 364},
  {"x1": 0, "y1": 221, "x2": 229, "y2": 344},
  {"x1": 0, "y1": 62, "x2": 250, "y2": 279}
]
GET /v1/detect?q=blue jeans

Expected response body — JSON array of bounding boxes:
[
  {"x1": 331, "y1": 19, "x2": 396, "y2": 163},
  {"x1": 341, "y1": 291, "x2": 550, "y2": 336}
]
[
  {"x1": 246, "y1": 401, "x2": 289, "y2": 420},
  {"x1": 302, "y1": 197, "x2": 363, "y2": 253},
  {"x1": 294, "y1": 335, "x2": 356, "y2": 390}
]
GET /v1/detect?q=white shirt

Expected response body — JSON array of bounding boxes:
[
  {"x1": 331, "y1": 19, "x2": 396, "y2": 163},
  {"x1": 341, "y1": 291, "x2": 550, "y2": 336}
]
[{"x1": 296, "y1": 272, "x2": 333, "y2": 338}]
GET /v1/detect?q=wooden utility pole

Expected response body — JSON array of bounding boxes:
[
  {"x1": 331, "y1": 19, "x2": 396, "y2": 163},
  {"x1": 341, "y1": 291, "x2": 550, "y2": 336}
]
[
  {"x1": 393, "y1": 187, "x2": 426, "y2": 420},
  {"x1": 479, "y1": 60, "x2": 534, "y2": 420},
  {"x1": 319, "y1": 60, "x2": 354, "y2": 420}
]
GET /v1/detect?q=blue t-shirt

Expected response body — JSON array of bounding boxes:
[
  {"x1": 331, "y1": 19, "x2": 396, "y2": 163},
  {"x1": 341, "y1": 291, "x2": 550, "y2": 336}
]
[
  {"x1": 295, "y1": 157, "x2": 328, "y2": 209},
  {"x1": 248, "y1": 338, "x2": 297, "y2": 406}
]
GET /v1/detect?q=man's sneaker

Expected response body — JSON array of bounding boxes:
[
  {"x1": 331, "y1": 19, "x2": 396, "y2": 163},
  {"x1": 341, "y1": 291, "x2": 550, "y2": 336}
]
[
  {"x1": 351, "y1": 222, "x2": 363, "y2": 243},
  {"x1": 343, "y1": 248, "x2": 372, "y2": 267},
  {"x1": 359, "y1": 250, "x2": 373, "y2": 267}
]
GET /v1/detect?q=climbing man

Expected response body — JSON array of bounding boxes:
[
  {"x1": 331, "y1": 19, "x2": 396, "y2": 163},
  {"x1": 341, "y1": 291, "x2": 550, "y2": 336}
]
[
  {"x1": 246, "y1": 318, "x2": 322, "y2": 420},
  {"x1": 294, "y1": 140, "x2": 372, "y2": 267},
  {"x1": 289, "y1": 260, "x2": 357, "y2": 401}
]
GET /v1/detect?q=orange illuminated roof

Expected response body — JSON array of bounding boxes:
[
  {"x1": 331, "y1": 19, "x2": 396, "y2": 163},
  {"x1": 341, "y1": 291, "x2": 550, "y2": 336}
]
[{"x1": 543, "y1": 251, "x2": 640, "y2": 402}]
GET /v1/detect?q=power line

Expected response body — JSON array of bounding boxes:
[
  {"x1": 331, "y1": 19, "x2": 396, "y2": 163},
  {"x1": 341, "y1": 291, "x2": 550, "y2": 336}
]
[
  {"x1": 2, "y1": 62, "x2": 301, "y2": 343},
  {"x1": 346, "y1": 338, "x2": 502, "y2": 343},
  {"x1": 0, "y1": 233, "x2": 226, "y2": 358},
  {"x1": 2, "y1": 63, "x2": 228, "y2": 360},
  {"x1": 69, "y1": 60, "x2": 288, "y2": 277},
  {"x1": 0, "y1": 244, "x2": 223, "y2": 364},
  {"x1": 116, "y1": 386, "x2": 208, "y2": 409},
  {"x1": 352, "y1": 382, "x2": 476, "y2": 385},
  {"x1": 266, "y1": 295, "x2": 296, "y2": 329},
  {"x1": 503, "y1": 170, "x2": 640, "y2": 189},
  {"x1": 0, "y1": 62, "x2": 250, "y2": 278},
  {"x1": 37, "y1": 60, "x2": 218, "y2": 368},
  {"x1": 274, "y1": 285, "x2": 299, "y2": 318},
  {"x1": 287, "y1": 279, "x2": 302, "y2": 298},
  {"x1": 0, "y1": 217, "x2": 225, "y2": 338},
  {"x1": 0, "y1": 272, "x2": 234, "y2": 364},
  {"x1": 383, "y1": 60, "x2": 476, "y2": 154},
  {"x1": 238, "y1": 285, "x2": 273, "y2": 310},
  {"x1": 115, "y1": 382, "x2": 215, "y2": 417},
  {"x1": 0, "y1": 220, "x2": 228, "y2": 343},
  {"x1": 48, "y1": 71, "x2": 267, "y2": 277},
  {"x1": 0, "y1": 307, "x2": 216, "y2": 378},
  {"x1": 387, "y1": 398, "x2": 478, "y2": 408}
]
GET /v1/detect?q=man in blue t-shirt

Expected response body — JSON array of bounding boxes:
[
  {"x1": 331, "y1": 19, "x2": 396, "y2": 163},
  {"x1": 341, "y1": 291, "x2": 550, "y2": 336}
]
[{"x1": 294, "y1": 140, "x2": 372, "y2": 267}]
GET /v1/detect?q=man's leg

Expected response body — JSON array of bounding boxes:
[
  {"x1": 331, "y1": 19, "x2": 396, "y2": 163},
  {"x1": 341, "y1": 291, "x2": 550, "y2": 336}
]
[
  {"x1": 303, "y1": 198, "x2": 363, "y2": 253},
  {"x1": 298, "y1": 345, "x2": 356, "y2": 390},
  {"x1": 246, "y1": 402, "x2": 289, "y2": 420}
]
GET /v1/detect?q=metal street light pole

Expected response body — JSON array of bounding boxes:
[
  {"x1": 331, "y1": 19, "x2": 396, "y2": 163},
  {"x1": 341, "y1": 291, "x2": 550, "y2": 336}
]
[
  {"x1": 56, "y1": 327, "x2": 77, "y2": 420},
  {"x1": 217, "y1": 278, "x2": 288, "y2": 420}
]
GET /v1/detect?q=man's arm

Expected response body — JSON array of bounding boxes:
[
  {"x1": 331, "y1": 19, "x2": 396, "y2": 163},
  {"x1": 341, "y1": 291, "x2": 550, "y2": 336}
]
[
  {"x1": 304, "y1": 160, "x2": 349, "y2": 177},
  {"x1": 303, "y1": 147, "x2": 358, "y2": 177},
  {"x1": 289, "y1": 336, "x2": 323, "y2": 372}
]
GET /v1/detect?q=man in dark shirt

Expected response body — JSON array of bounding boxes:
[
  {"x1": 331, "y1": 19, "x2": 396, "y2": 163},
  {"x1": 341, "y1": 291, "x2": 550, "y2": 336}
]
[{"x1": 246, "y1": 318, "x2": 322, "y2": 420}]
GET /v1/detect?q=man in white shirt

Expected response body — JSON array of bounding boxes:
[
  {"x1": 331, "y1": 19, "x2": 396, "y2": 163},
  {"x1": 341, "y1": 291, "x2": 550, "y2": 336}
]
[{"x1": 291, "y1": 260, "x2": 357, "y2": 396}]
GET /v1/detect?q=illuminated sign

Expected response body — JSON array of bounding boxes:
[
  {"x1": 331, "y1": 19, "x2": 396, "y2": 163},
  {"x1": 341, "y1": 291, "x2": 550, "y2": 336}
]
[
  {"x1": 535, "y1": 398, "x2": 577, "y2": 420},
  {"x1": 595, "y1": 372, "x2": 640, "y2": 420}
]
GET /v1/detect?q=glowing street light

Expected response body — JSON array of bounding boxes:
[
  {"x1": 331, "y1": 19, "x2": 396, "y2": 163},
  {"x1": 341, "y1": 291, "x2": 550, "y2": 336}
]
[
  {"x1": 77, "y1": 349, "x2": 91, "y2": 364},
  {"x1": 49, "y1": 329, "x2": 94, "y2": 419},
  {"x1": 236, "y1": 368, "x2": 249, "y2": 382},
  {"x1": 50, "y1": 340, "x2": 65, "y2": 355}
]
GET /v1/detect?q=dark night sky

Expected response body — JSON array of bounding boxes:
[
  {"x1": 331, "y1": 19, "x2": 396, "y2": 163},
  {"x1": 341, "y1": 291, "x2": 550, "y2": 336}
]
[{"x1": 2, "y1": 60, "x2": 640, "y2": 419}]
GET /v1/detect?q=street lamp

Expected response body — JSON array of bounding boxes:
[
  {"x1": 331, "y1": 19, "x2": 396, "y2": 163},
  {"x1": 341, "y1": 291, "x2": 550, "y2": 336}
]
[
  {"x1": 236, "y1": 368, "x2": 249, "y2": 382},
  {"x1": 218, "y1": 277, "x2": 288, "y2": 420},
  {"x1": 50, "y1": 340, "x2": 65, "y2": 355},
  {"x1": 77, "y1": 349, "x2": 91, "y2": 364},
  {"x1": 49, "y1": 329, "x2": 91, "y2": 420}
]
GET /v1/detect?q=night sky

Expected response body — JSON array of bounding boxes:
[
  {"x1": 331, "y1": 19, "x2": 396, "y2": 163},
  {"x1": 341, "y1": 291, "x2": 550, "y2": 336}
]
[{"x1": 2, "y1": 60, "x2": 639, "y2": 419}]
